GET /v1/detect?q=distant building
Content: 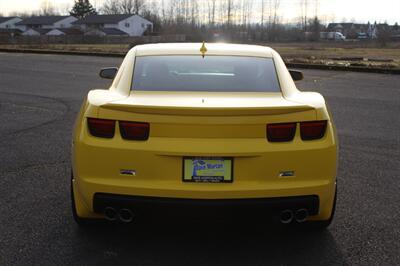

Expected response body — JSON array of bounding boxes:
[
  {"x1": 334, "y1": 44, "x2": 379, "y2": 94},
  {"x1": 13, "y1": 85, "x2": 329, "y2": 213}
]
[
  {"x1": 73, "y1": 14, "x2": 152, "y2": 36},
  {"x1": 45, "y1": 28, "x2": 83, "y2": 36},
  {"x1": 21, "y1": 27, "x2": 83, "y2": 36},
  {"x1": 327, "y1": 23, "x2": 369, "y2": 39},
  {"x1": 16, "y1": 16, "x2": 78, "y2": 32},
  {"x1": 326, "y1": 22, "x2": 400, "y2": 40},
  {"x1": 0, "y1": 17, "x2": 24, "y2": 31}
]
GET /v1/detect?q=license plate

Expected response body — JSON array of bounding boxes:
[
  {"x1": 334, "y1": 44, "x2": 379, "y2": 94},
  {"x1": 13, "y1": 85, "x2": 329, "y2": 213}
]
[{"x1": 183, "y1": 157, "x2": 233, "y2": 183}]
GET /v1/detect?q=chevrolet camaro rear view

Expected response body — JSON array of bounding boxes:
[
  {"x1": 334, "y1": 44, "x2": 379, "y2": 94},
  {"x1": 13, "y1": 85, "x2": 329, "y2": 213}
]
[{"x1": 71, "y1": 43, "x2": 338, "y2": 229}]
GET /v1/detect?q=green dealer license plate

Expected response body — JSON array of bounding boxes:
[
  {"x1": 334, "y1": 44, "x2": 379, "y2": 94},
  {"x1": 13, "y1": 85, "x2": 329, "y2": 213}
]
[{"x1": 183, "y1": 157, "x2": 233, "y2": 183}]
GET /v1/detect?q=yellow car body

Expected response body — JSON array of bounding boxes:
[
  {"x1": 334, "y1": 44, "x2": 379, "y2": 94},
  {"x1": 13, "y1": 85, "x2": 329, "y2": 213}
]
[{"x1": 71, "y1": 43, "x2": 338, "y2": 226}]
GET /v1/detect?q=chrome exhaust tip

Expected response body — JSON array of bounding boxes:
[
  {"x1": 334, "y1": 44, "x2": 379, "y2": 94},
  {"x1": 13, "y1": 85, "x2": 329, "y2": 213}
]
[
  {"x1": 104, "y1": 207, "x2": 117, "y2": 221},
  {"x1": 280, "y1": 209, "x2": 294, "y2": 224},
  {"x1": 118, "y1": 208, "x2": 134, "y2": 223},
  {"x1": 295, "y1": 208, "x2": 308, "y2": 223}
]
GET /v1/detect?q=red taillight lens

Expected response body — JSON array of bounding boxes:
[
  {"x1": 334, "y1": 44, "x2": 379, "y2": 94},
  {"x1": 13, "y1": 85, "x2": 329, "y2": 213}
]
[
  {"x1": 267, "y1": 123, "x2": 296, "y2": 142},
  {"x1": 87, "y1": 118, "x2": 115, "y2": 138},
  {"x1": 300, "y1": 120, "x2": 327, "y2": 140},
  {"x1": 119, "y1": 121, "x2": 150, "y2": 140}
]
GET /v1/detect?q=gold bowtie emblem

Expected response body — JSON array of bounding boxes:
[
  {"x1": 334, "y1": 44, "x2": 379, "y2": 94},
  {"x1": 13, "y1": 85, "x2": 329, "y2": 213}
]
[{"x1": 200, "y1": 42, "x2": 207, "y2": 58}]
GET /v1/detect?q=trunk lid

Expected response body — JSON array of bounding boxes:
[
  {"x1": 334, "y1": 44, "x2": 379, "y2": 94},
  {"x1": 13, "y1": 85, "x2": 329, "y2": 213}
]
[{"x1": 97, "y1": 91, "x2": 317, "y2": 139}]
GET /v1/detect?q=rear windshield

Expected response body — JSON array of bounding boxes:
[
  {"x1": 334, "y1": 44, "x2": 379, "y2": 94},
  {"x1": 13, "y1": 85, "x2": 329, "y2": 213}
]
[{"x1": 132, "y1": 56, "x2": 280, "y2": 92}]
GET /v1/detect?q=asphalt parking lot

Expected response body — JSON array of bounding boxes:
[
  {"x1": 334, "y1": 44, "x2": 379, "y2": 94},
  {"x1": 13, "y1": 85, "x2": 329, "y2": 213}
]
[{"x1": 0, "y1": 52, "x2": 399, "y2": 265}]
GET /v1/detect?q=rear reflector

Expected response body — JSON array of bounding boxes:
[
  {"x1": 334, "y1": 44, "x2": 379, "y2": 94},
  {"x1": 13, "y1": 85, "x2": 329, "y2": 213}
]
[
  {"x1": 300, "y1": 121, "x2": 327, "y2": 140},
  {"x1": 119, "y1": 121, "x2": 150, "y2": 141},
  {"x1": 87, "y1": 118, "x2": 115, "y2": 138},
  {"x1": 267, "y1": 123, "x2": 296, "y2": 142}
]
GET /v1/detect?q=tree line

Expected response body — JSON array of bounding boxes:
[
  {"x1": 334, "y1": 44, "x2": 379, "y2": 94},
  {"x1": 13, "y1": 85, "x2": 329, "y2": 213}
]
[{"x1": 5, "y1": 0, "x2": 397, "y2": 42}]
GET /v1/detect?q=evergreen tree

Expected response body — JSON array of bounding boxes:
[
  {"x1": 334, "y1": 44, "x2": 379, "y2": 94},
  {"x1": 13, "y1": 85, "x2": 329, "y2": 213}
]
[{"x1": 70, "y1": 0, "x2": 97, "y2": 19}]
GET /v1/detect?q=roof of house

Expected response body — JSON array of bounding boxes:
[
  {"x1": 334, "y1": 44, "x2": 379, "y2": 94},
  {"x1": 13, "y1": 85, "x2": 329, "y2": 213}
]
[
  {"x1": 327, "y1": 23, "x2": 355, "y2": 30},
  {"x1": 327, "y1": 23, "x2": 373, "y2": 31},
  {"x1": 16, "y1": 16, "x2": 71, "y2": 25},
  {"x1": 73, "y1": 14, "x2": 133, "y2": 25},
  {"x1": 57, "y1": 28, "x2": 83, "y2": 35},
  {"x1": 24, "y1": 28, "x2": 51, "y2": 35},
  {"x1": 0, "y1": 17, "x2": 19, "y2": 24}
]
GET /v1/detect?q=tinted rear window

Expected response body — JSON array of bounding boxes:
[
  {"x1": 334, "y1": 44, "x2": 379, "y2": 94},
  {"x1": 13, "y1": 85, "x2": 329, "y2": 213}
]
[{"x1": 132, "y1": 56, "x2": 280, "y2": 92}]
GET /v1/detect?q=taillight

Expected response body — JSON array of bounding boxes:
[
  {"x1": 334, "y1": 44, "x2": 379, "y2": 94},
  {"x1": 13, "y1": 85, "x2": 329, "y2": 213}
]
[
  {"x1": 300, "y1": 120, "x2": 327, "y2": 140},
  {"x1": 119, "y1": 121, "x2": 150, "y2": 140},
  {"x1": 267, "y1": 123, "x2": 296, "y2": 142},
  {"x1": 87, "y1": 118, "x2": 115, "y2": 138}
]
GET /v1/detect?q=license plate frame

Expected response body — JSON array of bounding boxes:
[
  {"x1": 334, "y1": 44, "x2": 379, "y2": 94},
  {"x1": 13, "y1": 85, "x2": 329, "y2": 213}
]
[{"x1": 182, "y1": 157, "x2": 234, "y2": 183}]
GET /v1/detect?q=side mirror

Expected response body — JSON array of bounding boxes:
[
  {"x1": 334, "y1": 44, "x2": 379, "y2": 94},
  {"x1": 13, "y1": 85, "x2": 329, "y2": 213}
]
[
  {"x1": 289, "y1": 70, "x2": 304, "y2": 81},
  {"x1": 99, "y1": 67, "x2": 118, "y2": 79}
]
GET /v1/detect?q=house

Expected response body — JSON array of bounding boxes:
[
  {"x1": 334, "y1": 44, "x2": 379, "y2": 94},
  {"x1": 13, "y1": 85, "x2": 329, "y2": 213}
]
[
  {"x1": 327, "y1": 23, "x2": 369, "y2": 39},
  {"x1": 327, "y1": 22, "x2": 400, "y2": 40},
  {"x1": 46, "y1": 28, "x2": 83, "y2": 36},
  {"x1": 73, "y1": 14, "x2": 152, "y2": 36},
  {"x1": 16, "y1": 16, "x2": 78, "y2": 32},
  {"x1": 22, "y1": 27, "x2": 83, "y2": 36},
  {"x1": 0, "y1": 17, "x2": 24, "y2": 30}
]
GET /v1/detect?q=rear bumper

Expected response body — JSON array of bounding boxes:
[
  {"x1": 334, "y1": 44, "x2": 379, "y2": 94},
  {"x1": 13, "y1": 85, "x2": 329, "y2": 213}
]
[{"x1": 93, "y1": 193, "x2": 319, "y2": 217}]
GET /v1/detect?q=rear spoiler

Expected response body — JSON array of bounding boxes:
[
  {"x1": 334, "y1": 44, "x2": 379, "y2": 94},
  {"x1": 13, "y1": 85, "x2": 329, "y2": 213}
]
[{"x1": 100, "y1": 103, "x2": 315, "y2": 116}]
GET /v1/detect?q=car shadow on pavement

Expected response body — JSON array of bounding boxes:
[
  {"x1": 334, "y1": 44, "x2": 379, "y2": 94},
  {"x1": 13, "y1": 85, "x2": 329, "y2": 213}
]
[{"x1": 70, "y1": 217, "x2": 347, "y2": 265}]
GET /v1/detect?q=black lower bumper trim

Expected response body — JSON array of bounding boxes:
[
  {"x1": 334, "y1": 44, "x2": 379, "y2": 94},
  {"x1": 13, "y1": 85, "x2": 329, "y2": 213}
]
[{"x1": 93, "y1": 193, "x2": 319, "y2": 216}]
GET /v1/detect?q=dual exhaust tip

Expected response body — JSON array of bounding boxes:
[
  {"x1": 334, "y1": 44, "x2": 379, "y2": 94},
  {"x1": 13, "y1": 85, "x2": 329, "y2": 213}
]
[
  {"x1": 104, "y1": 206, "x2": 307, "y2": 224},
  {"x1": 104, "y1": 207, "x2": 134, "y2": 223},
  {"x1": 280, "y1": 209, "x2": 308, "y2": 224}
]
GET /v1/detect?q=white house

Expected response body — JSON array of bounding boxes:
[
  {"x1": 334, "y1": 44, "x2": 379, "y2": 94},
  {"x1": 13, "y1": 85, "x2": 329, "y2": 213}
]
[
  {"x1": 73, "y1": 14, "x2": 153, "y2": 36},
  {"x1": 16, "y1": 16, "x2": 77, "y2": 32},
  {"x1": 0, "y1": 17, "x2": 24, "y2": 30}
]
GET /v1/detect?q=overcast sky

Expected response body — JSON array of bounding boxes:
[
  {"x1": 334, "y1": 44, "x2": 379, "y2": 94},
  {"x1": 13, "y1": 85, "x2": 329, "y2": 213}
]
[{"x1": 0, "y1": 0, "x2": 399, "y2": 24}]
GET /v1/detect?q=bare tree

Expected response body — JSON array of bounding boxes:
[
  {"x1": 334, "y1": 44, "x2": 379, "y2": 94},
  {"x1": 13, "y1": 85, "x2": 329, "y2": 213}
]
[
  {"x1": 132, "y1": 0, "x2": 145, "y2": 15},
  {"x1": 8, "y1": 11, "x2": 36, "y2": 18},
  {"x1": 120, "y1": 0, "x2": 135, "y2": 14},
  {"x1": 40, "y1": 0, "x2": 58, "y2": 16},
  {"x1": 272, "y1": 0, "x2": 280, "y2": 26},
  {"x1": 190, "y1": 0, "x2": 199, "y2": 27},
  {"x1": 102, "y1": 0, "x2": 120, "y2": 14},
  {"x1": 314, "y1": 0, "x2": 319, "y2": 18},
  {"x1": 243, "y1": 0, "x2": 254, "y2": 27},
  {"x1": 207, "y1": 0, "x2": 217, "y2": 26},
  {"x1": 300, "y1": 0, "x2": 308, "y2": 31},
  {"x1": 269, "y1": 0, "x2": 280, "y2": 41},
  {"x1": 101, "y1": 0, "x2": 144, "y2": 15},
  {"x1": 226, "y1": 0, "x2": 234, "y2": 27},
  {"x1": 260, "y1": 0, "x2": 273, "y2": 39}
]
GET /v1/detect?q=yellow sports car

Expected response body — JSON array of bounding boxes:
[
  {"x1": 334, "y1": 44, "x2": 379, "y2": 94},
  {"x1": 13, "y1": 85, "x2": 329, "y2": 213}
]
[{"x1": 71, "y1": 43, "x2": 338, "y2": 229}]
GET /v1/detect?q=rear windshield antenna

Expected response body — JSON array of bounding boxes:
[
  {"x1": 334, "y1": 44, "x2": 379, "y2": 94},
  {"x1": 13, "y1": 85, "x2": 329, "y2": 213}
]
[{"x1": 200, "y1": 42, "x2": 207, "y2": 58}]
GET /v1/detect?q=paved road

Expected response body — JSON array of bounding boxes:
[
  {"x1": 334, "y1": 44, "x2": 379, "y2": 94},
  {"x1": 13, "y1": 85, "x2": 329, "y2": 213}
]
[{"x1": 0, "y1": 53, "x2": 399, "y2": 265}]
